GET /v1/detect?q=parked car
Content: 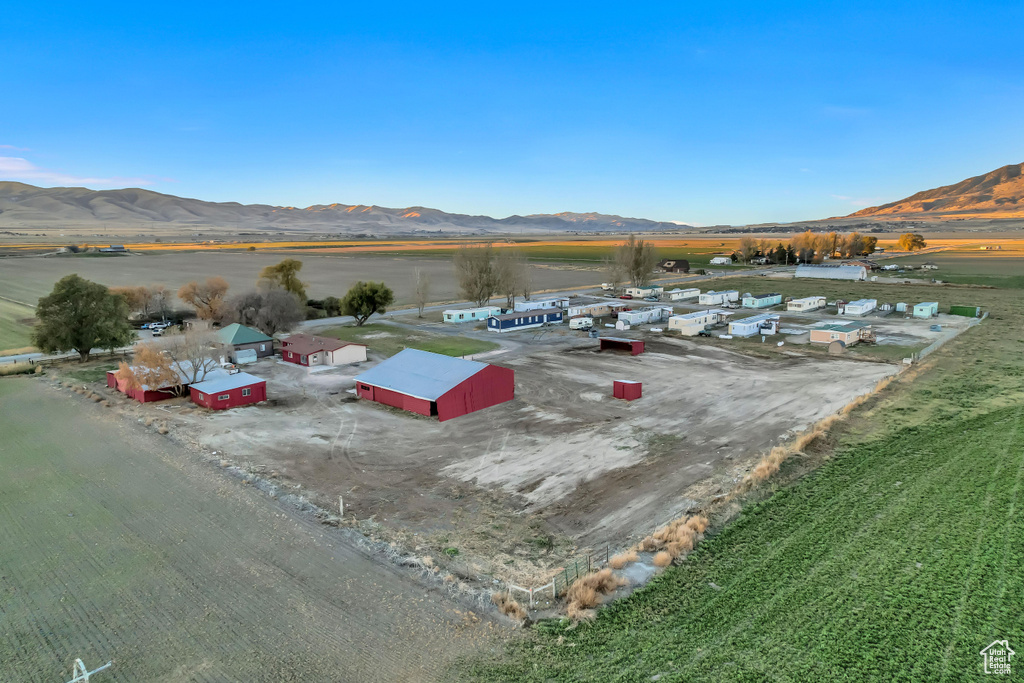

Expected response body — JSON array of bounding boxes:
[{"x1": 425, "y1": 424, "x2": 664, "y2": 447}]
[
  {"x1": 151, "y1": 327, "x2": 165, "y2": 337},
  {"x1": 643, "y1": 296, "x2": 659, "y2": 302},
  {"x1": 697, "y1": 329, "x2": 713, "y2": 337},
  {"x1": 619, "y1": 294, "x2": 633, "y2": 300}
]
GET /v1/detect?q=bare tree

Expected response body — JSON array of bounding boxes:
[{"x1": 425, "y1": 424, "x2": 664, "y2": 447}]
[
  {"x1": 603, "y1": 256, "x2": 623, "y2": 291},
  {"x1": 453, "y1": 243, "x2": 497, "y2": 306},
  {"x1": 222, "y1": 289, "x2": 304, "y2": 335},
  {"x1": 414, "y1": 268, "x2": 431, "y2": 317},
  {"x1": 614, "y1": 235, "x2": 659, "y2": 287},
  {"x1": 495, "y1": 249, "x2": 529, "y2": 309},
  {"x1": 159, "y1": 328, "x2": 219, "y2": 387},
  {"x1": 178, "y1": 277, "x2": 229, "y2": 320},
  {"x1": 737, "y1": 236, "x2": 758, "y2": 264}
]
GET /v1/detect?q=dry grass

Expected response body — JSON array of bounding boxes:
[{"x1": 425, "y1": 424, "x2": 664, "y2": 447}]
[
  {"x1": 491, "y1": 592, "x2": 527, "y2": 622},
  {"x1": 652, "y1": 551, "x2": 673, "y2": 568},
  {"x1": 635, "y1": 514, "x2": 711, "y2": 563},
  {"x1": 565, "y1": 568, "x2": 627, "y2": 620},
  {"x1": 0, "y1": 346, "x2": 37, "y2": 357},
  {"x1": 567, "y1": 603, "x2": 596, "y2": 622},
  {"x1": 0, "y1": 362, "x2": 36, "y2": 377},
  {"x1": 609, "y1": 551, "x2": 639, "y2": 569},
  {"x1": 144, "y1": 417, "x2": 154, "y2": 427}
]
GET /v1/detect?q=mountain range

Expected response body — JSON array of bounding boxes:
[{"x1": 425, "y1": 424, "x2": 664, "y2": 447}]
[
  {"x1": 0, "y1": 182, "x2": 690, "y2": 235},
  {"x1": 850, "y1": 163, "x2": 1024, "y2": 219}
]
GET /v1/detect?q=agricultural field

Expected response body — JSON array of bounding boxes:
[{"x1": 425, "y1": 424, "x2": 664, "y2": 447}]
[
  {"x1": 0, "y1": 378, "x2": 496, "y2": 681},
  {"x1": 461, "y1": 256, "x2": 1024, "y2": 680},
  {"x1": 0, "y1": 298, "x2": 36, "y2": 352}
]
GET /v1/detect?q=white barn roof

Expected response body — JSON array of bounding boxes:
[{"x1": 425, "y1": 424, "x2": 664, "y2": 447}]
[
  {"x1": 354, "y1": 348, "x2": 486, "y2": 401},
  {"x1": 190, "y1": 371, "x2": 264, "y2": 395}
]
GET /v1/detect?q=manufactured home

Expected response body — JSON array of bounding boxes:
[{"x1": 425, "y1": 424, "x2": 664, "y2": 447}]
[
  {"x1": 617, "y1": 306, "x2": 672, "y2": 326},
  {"x1": 709, "y1": 256, "x2": 733, "y2": 265},
  {"x1": 567, "y1": 302, "x2": 622, "y2": 318},
  {"x1": 487, "y1": 308, "x2": 563, "y2": 332},
  {"x1": 514, "y1": 298, "x2": 569, "y2": 312},
  {"x1": 838, "y1": 298, "x2": 877, "y2": 316},
  {"x1": 667, "y1": 309, "x2": 731, "y2": 335},
  {"x1": 443, "y1": 306, "x2": 502, "y2": 323},
  {"x1": 742, "y1": 293, "x2": 782, "y2": 309},
  {"x1": 698, "y1": 290, "x2": 739, "y2": 305},
  {"x1": 728, "y1": 313, "x2": 780, "y2": 337},
  {"x1": 787, "y1": 296, "x2": 826, "y2": 312},
  {"x1": 667, "y1": 288, "x2": 700, "y2": 301},
  {"x1": 795, "y1": 264, "x2": 867, "y2": 281},
  {"x1": 624, "y1": 286, "x2": 664, "y2": 298},
  {"x1": 913, "y1": 302, "x2": 939, "y2": 319},
  {"x1": 809, "y1": 322, "x2": 872, "y2": 346}
]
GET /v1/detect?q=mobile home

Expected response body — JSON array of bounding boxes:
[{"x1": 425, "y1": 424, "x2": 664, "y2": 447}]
[
  {"x1": 667, "y1": 309, "x2": 731, "y2": 335},
  {"x1": 728, "y1": 313, "x2": 780, "y2": 337},
  {"x1": 709, "y1": 256, "x2": 732, "y2": 266},
  {"x1": 809, "y1": 322, "x2": 872, "y2": 346},
  {"x1": 698, "y1": 290, "x2": 739, "y2": 305},
  {"x1": 913, "y1": 302, "x2": 939, "y2": 319},
  {"x1": 514, "y1": 298, "x2": 569, "y2": 312},
  {"x1": 487, "y1": 308, "x2": 563, "y2": 332},
  {"x1": 787, "y1": 296, "x2": 826, "y2": 312},
  {"x1": 443, "y1": 306, "x2": 502, "y2": 323},
  {"x1": 667, "y1": 288, "x2": 700, "y2": 301},
  {"x1": 624, "y1": 286, "x2": 664, "y2": 298},
  {"x1": 838, "y1": 298, "x2": 877, "y2": 316},
  {"x1": 617, "y1": 306, "x2": 672, "y2": 326},
  {"x1": 741, "y1": 293, "x2": 783, "y2": 309}
]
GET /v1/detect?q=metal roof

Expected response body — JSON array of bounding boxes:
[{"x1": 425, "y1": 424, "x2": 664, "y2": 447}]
[
  {"x1": 731, "y1": 313, "x2": 780, "y2": 325},
  {"x1": 190, "y1": 371, "x2": 265, "y2": 395},
  {"x1": 108, "y1": 362, "x2": 228, "y2": 392},
  {"x1": 217, "y1": 323, "x2": 272, "y2": 346},
  {"x1": 817, "y1": 322, "x2": 869, "y2": 333},
  {"x1": 353, "y1": 348, "x2": 488, "y2": 401},
  {"x1": 281, "y1": 333, "x2": 362, "y2": 355},
  {"x1": 490, "y1": 308, "x2": 562, "y2": 321}
]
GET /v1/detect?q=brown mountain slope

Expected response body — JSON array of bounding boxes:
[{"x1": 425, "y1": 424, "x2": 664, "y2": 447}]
[{"x1": 851, "y1": 163, "x2": 1024, "y2": 218}]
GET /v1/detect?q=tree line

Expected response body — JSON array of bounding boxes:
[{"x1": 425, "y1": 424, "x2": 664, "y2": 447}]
[{"x1": 731, "y1": 231, "x2": 926, "y2": 265}]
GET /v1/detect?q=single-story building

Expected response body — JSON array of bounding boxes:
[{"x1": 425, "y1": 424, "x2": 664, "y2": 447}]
[
  {"x1": 216, "y1": 323, "x2": 274, "y2": 363},
  {"x1": 279, "y1": 333, "x2": 367, "y2": 367},
  {"x1": 742, "y1": 293, "x2": 783, "y2": 309},
  {"x1": 809, "y1": 322, "x2": 872, "y2": 346},
  {"x1": 189, "y1": 371, "x2": 267, "y2": 410},
  {"x1": 795, "y1": 264, "x2": 867, "y2": 281},
  {"x1": 657, "y1": 259, "x2": 690, "y2": 273},
  {"x1": 667, "y1": 309, "x2": 731, "y2": 335},
  {"x1": 624, "y1": 286, "x2": 664, "y2": 298},
  {"x1": 728, "y1": 313, "x2": 780, "y2": 337},
  {"x1": 913, "y1": 301, "x2": 939, "y2": 319},
  {"x1": 354, "y1": 348, "x2": 513, "y2": 421},
  {"x1": 838, "y1": 298, "x2": 877, "y2": 316},
  {"x1": 667, "y1": 288, "x2": 700, "y2": 301},
  {"x1": 514, "y1": 297, "x2": 569, "y2": 312},
  {"x1": 698, "y1": 290, "x2": 739, "y2": 305},
  {"x1": 599, "y1": 337, "x2": 645, "y2": 355},
  {"x1": 107, "y1": 361, "x2": 225, "y2": 403},
  {"x1": 709, "y1": 256, "x2": 733, "y2": 265},
  {"x1": 443, "y1": 306, "x2": 502, "y2": 323},
  {"x1": 617, "y1": 306, "x2": 672, "y2": 326},
  {"x1": 487, "y1": 308, "x2": 563, "y2": 332},
  {"x1": 567, "y1": 302, "x2": 624, "y2": 318},
  {"x1": 787, "y1": 296, "x2": 826, "y2": 312}
]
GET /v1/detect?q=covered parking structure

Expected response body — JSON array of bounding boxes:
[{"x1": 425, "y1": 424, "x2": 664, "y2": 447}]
[{"x1": 599, "y1": 337, "x2": 645, "y2": 355}]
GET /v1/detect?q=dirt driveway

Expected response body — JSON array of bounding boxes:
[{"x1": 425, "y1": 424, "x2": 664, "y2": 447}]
[{"x1": 0, "y1": 379, "x2": 498, "y2": 682}]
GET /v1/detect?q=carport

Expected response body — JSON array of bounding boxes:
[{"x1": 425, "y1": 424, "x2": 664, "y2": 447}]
[{"x1": 599, "y1": 337, "x2": 645, "y2": 355}]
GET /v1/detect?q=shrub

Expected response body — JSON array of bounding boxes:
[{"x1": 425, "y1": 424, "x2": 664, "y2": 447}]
[
  {"x1": 652, "y1": 551, "x2": 673, "y2": 567},
  {"x1": 491, "y1": 592, "x2": 527, "y2": 621},
  {"x1": 609, "y1": 551, "x2": 638, "y2": 569}
]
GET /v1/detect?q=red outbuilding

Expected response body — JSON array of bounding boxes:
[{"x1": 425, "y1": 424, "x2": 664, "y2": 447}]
[
  {"x1": 353, "y1": 348, "x2": 514, "y2": 421},
  {"x1": 599, "y1": 337, "x2": 646, "y2": 355},
  {"x1": 189, "y1": 371, "x2": 267, "y2": 410},
  {"x1": 613, "y1": 380, "x2": 643, "y2": 401}
]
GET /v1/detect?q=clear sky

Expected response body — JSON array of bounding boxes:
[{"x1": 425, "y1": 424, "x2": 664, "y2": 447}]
[{"x1": 1, "y1": 1, "x2": 1021, "y2": 225}]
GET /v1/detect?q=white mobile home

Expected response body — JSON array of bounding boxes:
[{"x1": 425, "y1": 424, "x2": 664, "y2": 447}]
[
  {"x1": 741, "y1": 293, "x2": 783, "y2": 309},
  {"x1": 624, "y1": 286, "x2": 664, "y2": 298},
  {"x1": 728, "y1": 313, "x2": 780, "y2": 337},
  {"x1": 795, "y1": 264, "x2": 867, "y2": 281},
  {"x1": 667, "y1": 309, "x2": 731, "y2": 335},
  {"x1": 617, "y1": 306, "x2": 673, "y2": 326},
  {"x1": 709, "y1": 256, "x2": 732, "y2": 265},
  {"x1": 443, "y1": 306, "x2": 502, "y2": 323},
  {"x1": 567, "y1": 302, "x2": 621, "y2": 318},
  {"x1": 838, "y1": 298, "x2": 877, "y2": 316},
  {"x1": 667, "y1": 288, "x2": 700, "y2": 301},
  {"x1": 787, "y1": 296, "x2": 826, "y2": 312},
  {"x1": 514, "y1": 297, "x2": 569, "y2": 312},
  {"x1": 698, "y1": 290, "x2": 740, "y2": 305}
]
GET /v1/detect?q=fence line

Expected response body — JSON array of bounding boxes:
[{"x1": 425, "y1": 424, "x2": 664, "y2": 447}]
[{"x1": 914, "y1": 312, "x2": 986, "y2": 361}]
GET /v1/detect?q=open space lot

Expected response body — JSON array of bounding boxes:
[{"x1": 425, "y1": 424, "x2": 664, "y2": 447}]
[
  {"x1": 0, "y1": 379, "x2": 496, "y2": 682},
  {"x1": 0, "y1": 298, "x2": 36, "y2": 352}
]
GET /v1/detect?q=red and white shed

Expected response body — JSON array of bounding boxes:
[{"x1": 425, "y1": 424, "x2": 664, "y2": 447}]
[
  {"x1": 353, "y1": 348, "x2": 514, "y2": 421},
  {"x1": 189, "y1": 372, "x2": 267, "y2": 410},
  {"x1": 613, "y1": 380, "x2": 642, "y2": 401},
  {"x1": 599, "y1": 337, "x2": 646, "y2": 355},
  {"x1": 280, "y1": 333, "x2": 367, "y2": 367}
]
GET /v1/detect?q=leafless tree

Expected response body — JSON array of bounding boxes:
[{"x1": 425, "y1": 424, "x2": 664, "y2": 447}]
[
  {"x1": 222, "y1": 289, "x2": 304, "y2": 335},
  {"x1": 614, "y1": 235, "x2": 659, "y2": 287},
  {"x1": 414, "y1": 268, "x2": 431, "y2": 317},
  {"x1": 453, "y1": 243, "x2": 497, "y2": 306},
  {"x1": 495, "y1": 249, "x2": 530, "y2": 309},
  {"x1": 737, "y1": 236, "x2": 758, "y2": 264},
  {"x1": 158, "y1": 328, "x2": 219, "y2": 388},
  {"x1": 178, "y1": 277, "x2": 229, "y2": 320}
]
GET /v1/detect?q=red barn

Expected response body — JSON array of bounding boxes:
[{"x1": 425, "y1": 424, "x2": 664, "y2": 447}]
[
  {"x1": 189, "y1": 372, "x2": 267, "y2": 410},
  {"x1": 106, "y1": 369, "x2": 183, "y2": 403},
  {"x1": 353, "y1": 348, "x2": 514, "y2": 421}
]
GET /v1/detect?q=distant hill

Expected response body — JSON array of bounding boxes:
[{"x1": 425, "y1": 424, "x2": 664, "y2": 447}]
[
  {"x1": 850, "y1": 163, "x2": 1024, "y2": 218},
  {"x1": 0, "y1": 182, "x2": 691, "y2": 235}
]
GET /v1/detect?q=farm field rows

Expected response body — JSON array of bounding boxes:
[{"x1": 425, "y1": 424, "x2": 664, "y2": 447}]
[{"x1": 0, "y1": 379, "x2": 495, "y2": 681}]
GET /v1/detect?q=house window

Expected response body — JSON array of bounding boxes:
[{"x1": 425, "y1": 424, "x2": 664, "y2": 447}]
[
  {"x1": 831, "y1": 333, "x2": 840, "y2": 340},
  {"x1": 218, "y1": 394, "x2": 230, "y2": 401},
  {"x1": 459, "y1": 314, "x2": 464, "y2": 320},
  {"x1": 242, "y1": 388, "x2": 251, "y2": 397},
  {"x1": 359, "y1": 384, "x2": 370, "y2": 391},
  {"x1": 260, "y1": 344, "x2": 266, "y2": 351},
  {"x1": 301, "y1": 355, "x2": 307, "y2": 363}
]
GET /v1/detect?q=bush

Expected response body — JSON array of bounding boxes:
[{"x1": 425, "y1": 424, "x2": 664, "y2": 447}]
[
  {"x1": 652, "y1": 551, "x2": 673, "y2": 567},
  {"x1": 491, "y1": 592, "x2": 527, "y2": 621},
  {"x1": 609, "y1": 551, "x2": 639, "y2": 569}
]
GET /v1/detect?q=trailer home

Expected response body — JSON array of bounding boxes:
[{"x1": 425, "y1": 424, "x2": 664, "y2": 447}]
[
  {"x1": 667, "y1": 288, "x2": 700, "y2": 301},
  {"x1": 487, "y1": 308, "x2": 563, "y2": 332},
  {"x1": 443, "y1": 306, "x2": 502, "y2": 323},
  {"x1": 698, "y1": 290, "x2": 739, "y2": 305},
  {"x1": 838, "y1": 298, "x2": 877, "y2": 316},
  {"x1": 809, "y1": 322, "x2": 872, "y2": 346},
  {"x1": 728, "y1": 313, "x2": 780, "y2": 337},
  {"x1": 624, "y1": 286, "x2": 664, "y2": 298},
  {"x1": 617, "y1": 306, "x2": 672, "y2": 326},
  {"x1": 742, "y1": 293, "x2": 782, "y2": 309},
  {"x1": 514, "y1": 297, "x2": 569, "y2": 312},
  {"x1": 913, "y1": 302, "x2": 939, "y2": 319},
  {"x1": 667, "y1": 309, "x2": 731, "y2": 335},
  {"x1": 787, "y1": 296, "x2": 826, "y2": 312}
]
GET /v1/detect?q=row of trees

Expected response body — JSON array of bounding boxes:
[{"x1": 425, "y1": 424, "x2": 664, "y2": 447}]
[
  {"x1": 453, "y1": 245, "x2": 533, "y2": 307},
  {"x1": 733, "y1": 231, "x2": 926, "y2": 265}
]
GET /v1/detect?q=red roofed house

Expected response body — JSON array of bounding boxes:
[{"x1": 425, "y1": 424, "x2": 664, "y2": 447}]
[{"x1": 280, "y1": 333, "x2": 367, "y2": 367}]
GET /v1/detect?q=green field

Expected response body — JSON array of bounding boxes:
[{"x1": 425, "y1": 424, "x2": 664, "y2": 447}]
[
  {"x1": 0, "y1": 298, "x2": 36, "y2": 352},
  {"x1": 882, "y1": 254, "x2": 1024, "y2": 289},
  {"x1": 464, "y1": 262, "x2": 1024, "y2": 681},
  {"x1": 323, "y1": 322, "x2": 500, "y2": 358}
]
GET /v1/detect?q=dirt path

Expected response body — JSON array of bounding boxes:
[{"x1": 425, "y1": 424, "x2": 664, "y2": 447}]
[{"x1": 0, "y1": 379, "x2": 501, "y2": 682}]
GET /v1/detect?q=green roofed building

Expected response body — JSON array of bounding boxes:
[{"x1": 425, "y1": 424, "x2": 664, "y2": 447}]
[{"x1": 216, "y1": 323, "x2": 274, "y2": 363}]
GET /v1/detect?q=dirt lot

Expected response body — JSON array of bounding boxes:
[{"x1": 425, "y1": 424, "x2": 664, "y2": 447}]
[
  {"x1": 0, "y1": 378, "x2": 499, "y2": 681},
  {"x1": 130, "y1": 327, "x2": 897, "y2": 584}
]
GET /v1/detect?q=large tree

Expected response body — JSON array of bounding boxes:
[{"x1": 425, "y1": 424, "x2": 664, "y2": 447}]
[
  {"x1": 341, "y1": 281, "x2": 394, "y2": 326},
  {"x1": 258, "y1": 258, "x2": 308, "y2": 300},
  {"x1": 178, "y1": 277, "x2": 229, "y2": 320},
  {"x1": 898, "y1": 233, "x2": 927, "y2": 251},
  {"x1": 736, "y1": 236, "x2": 758, "y2": 264},
  {"x1": 494, "y1": 249, "x2": 530, "y2": 309},
  {"x1": 615, "y1": 235, "x2": 660, "y2": 287},
  {"x1": 34, "y1": 274, "x2": 135, "y2": 362},
  {"x1": 453, "y1": 243, "x2": 497, "y2": 306},
  {"x1": 222, "y1": 289, "x2": 305, "y2": 335},
  {"x1": 160, "y1": 328, "x2": 219, "y2": 385}
]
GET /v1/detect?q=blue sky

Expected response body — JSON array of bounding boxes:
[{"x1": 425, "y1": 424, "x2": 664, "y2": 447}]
[{"x1": 1, "y1": 1, "x2": 1021, "y2": 225}]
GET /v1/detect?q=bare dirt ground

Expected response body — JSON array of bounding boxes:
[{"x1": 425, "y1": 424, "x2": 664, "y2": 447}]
[
  {"x1": 0, "y1": 379, "x2": 501, "y2": 682},
  {"x1": 137, "y1": 326, "x2": 897, "y2": 585}
]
